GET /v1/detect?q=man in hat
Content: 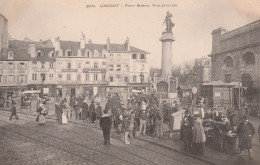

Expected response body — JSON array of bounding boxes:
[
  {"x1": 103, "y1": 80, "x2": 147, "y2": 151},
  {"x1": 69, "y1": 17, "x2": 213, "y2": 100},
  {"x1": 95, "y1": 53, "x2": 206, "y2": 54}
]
[
  {"x1": 9, "y1": 101, "x2": 18, "y2": 120},
  {"x1": 89, "y1": 100, "x2": 95, "y2": 123},
  {"x1": 154, "y1": 105, "x2": 163, "y2": 139},
  {"x1": 237, "y1": 116, "x2": 255, "y2": 159},
  {"x1": 100, "y1": 109, "x2": 112, "y2": 144}
]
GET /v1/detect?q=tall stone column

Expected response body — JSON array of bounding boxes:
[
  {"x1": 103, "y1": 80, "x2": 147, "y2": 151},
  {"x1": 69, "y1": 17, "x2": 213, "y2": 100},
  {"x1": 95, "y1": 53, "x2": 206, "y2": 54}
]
[{"x1": 160, "y1": 32, "x2": 174, "y2": 79}]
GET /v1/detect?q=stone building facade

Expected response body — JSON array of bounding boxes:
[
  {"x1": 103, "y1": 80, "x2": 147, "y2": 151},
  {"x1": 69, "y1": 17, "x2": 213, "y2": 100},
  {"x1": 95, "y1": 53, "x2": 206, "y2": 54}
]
[
  {"x1": 54, "y1": 34, "x2": 107, "y2": 98},
  {"x1": 0, "y1": 48, "x2": 30, "y2": 98},
  {"x1": 27, "y1": 44, "x2": 56, "y2": 96},
  {"x1": 209, "y1": 19, "x2": 260, "y2": 102}
]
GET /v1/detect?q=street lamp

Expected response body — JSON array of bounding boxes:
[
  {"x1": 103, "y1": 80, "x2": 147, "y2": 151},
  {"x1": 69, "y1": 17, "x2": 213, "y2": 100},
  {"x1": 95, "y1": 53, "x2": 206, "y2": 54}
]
[
  {"x1": 140, "y1": 72, "x2": 144, "y2": 93},
  {"x1": 193, "y1": 70, "x2": 198, "y2": 97}
]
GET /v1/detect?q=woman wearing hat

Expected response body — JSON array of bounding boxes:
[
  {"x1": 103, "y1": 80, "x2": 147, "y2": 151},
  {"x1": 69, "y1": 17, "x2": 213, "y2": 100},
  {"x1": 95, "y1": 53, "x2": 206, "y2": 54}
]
[
  {"x1": 192, "y1": 111, "x2": 206, "y2": 155},
  {"x1": 37, "y1": 103, "x2": 47, "y2": 126}
]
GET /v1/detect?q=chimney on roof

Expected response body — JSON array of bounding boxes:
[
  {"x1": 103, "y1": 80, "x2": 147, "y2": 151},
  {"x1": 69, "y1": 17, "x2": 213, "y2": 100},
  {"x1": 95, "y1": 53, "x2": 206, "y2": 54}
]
[
  {"x1": 28, "y1": 44, "x2": 36, "y2": 58},
  {"x1": 55, "y1": 36, "x2": 60, "y2": 51},
  {"x1": 106, "y1": 37, "x2": 110, "y2": 50},
  {"x1": 88, "y1": 39, "x2": 92, "y2": 44},
  {"x1": 80, "y1": 32, "x2": 86, "y2": 49},
  {"x1": 124, "y1": 37, "x2": 130, "y2": 51}
]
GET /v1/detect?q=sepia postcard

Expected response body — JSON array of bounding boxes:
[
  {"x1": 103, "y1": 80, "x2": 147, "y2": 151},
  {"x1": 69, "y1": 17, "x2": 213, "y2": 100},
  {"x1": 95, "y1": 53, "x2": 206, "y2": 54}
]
[{"x1": 0, "y1": 0, "x2": 260, "y2": 165}]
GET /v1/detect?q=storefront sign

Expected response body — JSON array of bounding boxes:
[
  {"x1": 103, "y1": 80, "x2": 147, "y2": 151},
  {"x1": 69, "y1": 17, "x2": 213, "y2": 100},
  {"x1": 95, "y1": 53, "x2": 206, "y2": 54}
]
[
  {"x1": 83, "y1": 68, "x2": 106, "y2": 73},
  {"x1": 34, "y1": 69, "x2": 49, "y2": 72},
  {"x1": 61, "y1": 69, "x2": 78, "y2": 72}
]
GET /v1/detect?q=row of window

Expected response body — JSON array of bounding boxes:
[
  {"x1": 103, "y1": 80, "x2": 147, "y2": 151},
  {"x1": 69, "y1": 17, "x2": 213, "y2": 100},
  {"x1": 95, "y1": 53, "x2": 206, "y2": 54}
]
[
  {"x1": 108, "y1": 75, "x2": 144, "y2": 83},
  {"x1": 31, "y1": 74, "x2": 54, "y2": 81},
  {"x1": 223, "y1": 52, "x2": 255, "y2": 67},
  {"x1": 57, "y1": 74, "x2": 106, "y2": 82},
  {"x1": 108, "y1": 53, "x2": 146, "y2": 61},
  {"x1": 132, "y1": 54, "x2": 146, "y2": 60},
  {"x1": 66, "y1": 61, "x2": 106, "y2": 69},
  {"x1": 109, "y1": 64, "x2": 128, "y2": 71},
  {"x1": 57, "y1": 49, "x2": 106, "y2": 58},
  {"x1": 0, "y1": 75, "x2": 27, "y2": 83},
  {"x1": 32, "y1": 61, "x2": 54, "y2": 69},
  {"x1": 0, "y1": 62, "x2": 27, "y2": 70}
]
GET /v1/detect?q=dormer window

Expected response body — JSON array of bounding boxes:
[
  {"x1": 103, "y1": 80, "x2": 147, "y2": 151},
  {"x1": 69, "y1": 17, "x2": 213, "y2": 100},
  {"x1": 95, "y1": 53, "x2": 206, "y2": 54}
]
[
  {"x1": 140, "y1": 54, "x2": 146, "y2": 60},
  {"x1": 85, "y1": 50, "x2": 90, "y2": 57},
  {"x1": 49, "y1": 51, "x2": 55, "y2": 57},
  {"x1": 37, "y1": 51, "x2": 42, "y2": 57},
  {"x1": 8, "y1": 51, "x2": 14, "y2": 60},
  {"x1": 132, "y1": 54, "x2": 137, "y2": 59},
  {"x1": 66, "y1": 50, "x2": 72, "y2": 56}
]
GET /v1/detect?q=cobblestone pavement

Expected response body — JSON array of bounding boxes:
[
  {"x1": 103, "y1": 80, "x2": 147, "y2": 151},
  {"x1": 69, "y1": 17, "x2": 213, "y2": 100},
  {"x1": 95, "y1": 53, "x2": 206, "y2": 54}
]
[{"x1": 0, "y1": 106, "x2": 208, "y2": 165}]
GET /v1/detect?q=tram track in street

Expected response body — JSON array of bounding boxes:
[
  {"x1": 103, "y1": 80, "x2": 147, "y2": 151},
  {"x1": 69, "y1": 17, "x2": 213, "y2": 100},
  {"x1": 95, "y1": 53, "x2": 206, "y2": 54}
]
[
  {"x1": 0, "y1": 109, "x2": 210, "y2": 164},
  {"x1": 0, "y1": 112, "x2": 191, "y2": 165}
]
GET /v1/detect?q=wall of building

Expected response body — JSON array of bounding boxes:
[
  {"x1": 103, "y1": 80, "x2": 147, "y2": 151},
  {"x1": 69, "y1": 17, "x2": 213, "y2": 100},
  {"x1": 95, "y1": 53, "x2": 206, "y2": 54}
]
[
  {"x1": 0, "y1": 14, "x2": 8, "y2": 50},
  {"x1": 0, "y1": 61, "x2": 29, "y2": 86},
  {"x1": 211, "y1": 20, "x2": 260, "y2": 88}
]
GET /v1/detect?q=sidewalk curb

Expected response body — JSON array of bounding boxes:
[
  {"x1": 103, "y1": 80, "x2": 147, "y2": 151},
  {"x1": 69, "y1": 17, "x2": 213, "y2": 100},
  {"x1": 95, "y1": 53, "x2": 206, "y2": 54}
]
[{"x1": 136, "y1": 137, "x2": 216, "y2": 165}]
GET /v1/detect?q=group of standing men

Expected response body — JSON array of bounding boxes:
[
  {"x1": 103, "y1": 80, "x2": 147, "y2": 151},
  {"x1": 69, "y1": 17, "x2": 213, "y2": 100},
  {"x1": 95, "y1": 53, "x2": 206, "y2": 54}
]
[{"x1": 180, "y1": 104, "x2": 257, "y2": 160}]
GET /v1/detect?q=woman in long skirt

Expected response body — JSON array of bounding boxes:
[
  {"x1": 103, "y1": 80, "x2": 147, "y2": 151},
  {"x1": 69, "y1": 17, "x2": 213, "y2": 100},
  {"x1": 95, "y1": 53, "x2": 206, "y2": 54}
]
[
  {"x1": 57, "y1": 102, "x2": 63, "y2": 125},
  {"x1": 192, "y1": 111, "x2": 206, "y2": 155},
  {"x1": 61, "y1": 99, "x2": 69, "y2": 124},
  {"x1": 37, "y1": 103, "x2": 47, "y2": 126}
]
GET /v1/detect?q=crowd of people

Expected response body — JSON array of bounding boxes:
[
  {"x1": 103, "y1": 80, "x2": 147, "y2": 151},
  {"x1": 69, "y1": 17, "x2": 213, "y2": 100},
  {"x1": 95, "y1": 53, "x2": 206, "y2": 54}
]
[
  {"x1": 50, "y1": 92, "x2": 174, "y2": 145},
  {"x1": 7, "y1": 92, "x2": 260, "y2": 160},
  {"x1": 180, "y1": 97, "x2": 257, "y2": 160}
]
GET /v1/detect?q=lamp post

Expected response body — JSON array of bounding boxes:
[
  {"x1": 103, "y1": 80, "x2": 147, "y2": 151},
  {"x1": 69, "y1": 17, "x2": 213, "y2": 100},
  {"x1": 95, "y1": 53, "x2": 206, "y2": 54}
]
[
  {"x1": 140, "y1": 72, "x2": 144, "y2": 93},
  {"x1": 191, "y1": 71, "x2": 198, "y2": 114}
]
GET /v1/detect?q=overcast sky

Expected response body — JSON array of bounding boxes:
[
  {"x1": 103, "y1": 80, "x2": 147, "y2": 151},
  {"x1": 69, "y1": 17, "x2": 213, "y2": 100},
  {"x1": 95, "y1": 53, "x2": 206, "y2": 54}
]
[{"x1": 1, "y1": 0, "x2": 260, "y2": 67}]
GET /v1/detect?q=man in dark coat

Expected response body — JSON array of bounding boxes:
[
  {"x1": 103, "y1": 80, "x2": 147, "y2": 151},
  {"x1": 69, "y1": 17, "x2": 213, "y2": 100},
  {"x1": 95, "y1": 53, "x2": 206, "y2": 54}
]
[
  {"x1": 89, "y1": 100, "x2": 96, "y2": 123},
  {"x1": 81, "y1": 100, "x2": 88, "y2": 122},
  {"x1": 100, "y1": 109, "x2": 112, "y2": 144},
  {"x1": 236, "y1": 116, "x2": 255, "y2": 159},
  {"x1": 154, "y1": 106, "x2": 163, "y2": 139},
  {"x1": 180, "y1": 109, "x2": 193, "y2": 152},
  {"x1": 9, "y1": 101, "x2": 18, "y2": 120}
]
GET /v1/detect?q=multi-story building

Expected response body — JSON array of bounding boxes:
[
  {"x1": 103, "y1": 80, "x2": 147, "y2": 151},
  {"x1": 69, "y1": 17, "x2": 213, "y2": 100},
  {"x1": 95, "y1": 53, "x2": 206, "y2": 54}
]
[
  {"x1": 193, "y1": 56, "x2": 211, "y2": 85},
  {"x1": 128, "y1": 40, "x2": 150, "y2": 94},
  {"x1": 27, "y1": 44, "x2": 56, "y2": 96},
  {"x1": 209, "y1": 19, "x2": 260, "y2": 102},
  {"x1": 54, "y1": 34, "x2": 107, "y2": 98},
  {"x1": 0, "y1": 48, "x2": 30, "y2": 98},
  {"x1": 0, "y1": 14, "x2": 8, "y2": 51},
  {"x1": 106, "y1": 37, "x2": 149, "y2": 99}
]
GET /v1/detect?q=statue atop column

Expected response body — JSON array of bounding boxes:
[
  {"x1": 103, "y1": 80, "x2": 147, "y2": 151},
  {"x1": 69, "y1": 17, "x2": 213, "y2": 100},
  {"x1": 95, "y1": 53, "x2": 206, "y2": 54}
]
[{"x1": 163, "y1": 11, "x2": 175, "y2": 34}]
